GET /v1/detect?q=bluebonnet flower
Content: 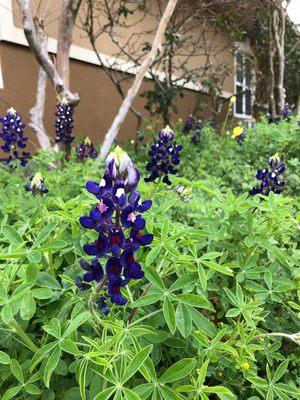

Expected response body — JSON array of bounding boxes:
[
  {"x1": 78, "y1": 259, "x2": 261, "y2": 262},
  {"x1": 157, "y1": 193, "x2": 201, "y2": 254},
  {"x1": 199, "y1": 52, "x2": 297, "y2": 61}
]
[
  {"x1": 24, "y1": 172, "x2": 48, "y2": 196},
  {"x1": 280, "y1": 103, "x2": 293, "y2": 122},
  {"x1": 183, "y1": 114, "x2": 194, "y2": 134},
  {"x1": 182, "y1": 115, "x2": 202, "y2": 144},
  {"x1": 0, "y1": 107, "x2": 30, "y2": 166},
  {"x1": 145, "y1": 125, "x2": 182, "y2": 185},
  {"x1": 249, "y1": 154, "x2": 285, "y2": 196},
  {"x1": 76, "y1": 136, "x2": 98, "y2": 160},
  {"x1": 55, "y1": 98, "x2": 74, "y2": 146},
  {"x1": 76, "y1": 146, "x2": 153, "y2": 313},
  {"x1": 231, "y1": 126, "x2": 246, "y2": 145}
]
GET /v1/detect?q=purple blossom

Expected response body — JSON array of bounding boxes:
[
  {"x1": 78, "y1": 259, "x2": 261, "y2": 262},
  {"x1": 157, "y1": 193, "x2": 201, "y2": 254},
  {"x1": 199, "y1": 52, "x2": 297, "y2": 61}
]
[
  {"x1": 249, "y1": 154, "x2": 285, "y2": 196},
  {"x1": 0, "y1": 107, "x2": 30, "y2": 166},
  {"x1": 145, "y1": 125, "x2": 182, "y2": 185},
  {"x1": 182, "y1": 115, "x2": 202, "y2": 144},
  {"x1": 24, "y1": 172, "x2": 48, "y2": 196},
  {"x1": 55, "y1": 99, "x2": 74, "y2": 146},
  {"x1": 76, "y1": 146, "x2": 153, "y2": 313},
  {"x1": 76, "y1": 137, "x2": 98, "y2": 160}
]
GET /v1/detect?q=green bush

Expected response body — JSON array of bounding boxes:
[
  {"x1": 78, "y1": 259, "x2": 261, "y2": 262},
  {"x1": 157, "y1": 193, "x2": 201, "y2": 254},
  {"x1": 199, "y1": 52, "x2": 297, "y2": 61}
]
[{"x1": 0, "y1": 120, "x2": 299, "y2": 399}]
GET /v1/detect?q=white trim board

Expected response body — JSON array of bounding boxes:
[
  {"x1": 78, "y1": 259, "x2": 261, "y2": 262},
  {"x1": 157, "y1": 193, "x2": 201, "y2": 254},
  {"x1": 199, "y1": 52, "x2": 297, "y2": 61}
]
[{"x1": 0, "y1": 0, "x2": 233, "y2": 98}]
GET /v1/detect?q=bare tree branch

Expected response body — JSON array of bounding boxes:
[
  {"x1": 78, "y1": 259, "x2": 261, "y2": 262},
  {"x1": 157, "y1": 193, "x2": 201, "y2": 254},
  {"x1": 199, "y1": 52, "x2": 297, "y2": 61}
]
[
  {"x1": 28, "y1": 21, "x2": 52, "y2": 150},
  {"x1": 17, "y1": 0, "x2": 80, "y2": 106}
]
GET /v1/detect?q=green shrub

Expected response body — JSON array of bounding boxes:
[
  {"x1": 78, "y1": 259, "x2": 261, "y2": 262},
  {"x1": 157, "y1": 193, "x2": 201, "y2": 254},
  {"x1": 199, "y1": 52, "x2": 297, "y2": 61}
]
[{"x1": 0, "y1": 120, "x2": 299, "y2": 400}]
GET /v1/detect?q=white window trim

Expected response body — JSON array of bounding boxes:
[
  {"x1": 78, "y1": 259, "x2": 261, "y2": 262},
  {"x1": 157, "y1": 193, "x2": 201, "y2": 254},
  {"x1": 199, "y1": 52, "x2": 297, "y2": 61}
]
[
  {"x1": 233, "y1": 42, "x2": 253, "y2": 119},
  {"x1": 0, "y1": 0, "x2": 234, "y2": 98}
]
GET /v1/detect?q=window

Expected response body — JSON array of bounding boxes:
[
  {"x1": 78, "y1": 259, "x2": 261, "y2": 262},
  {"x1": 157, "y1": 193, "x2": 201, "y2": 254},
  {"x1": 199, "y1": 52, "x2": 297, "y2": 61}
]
[{"x1": 235, "y1": 52, "x2": 252, "y2": 117}]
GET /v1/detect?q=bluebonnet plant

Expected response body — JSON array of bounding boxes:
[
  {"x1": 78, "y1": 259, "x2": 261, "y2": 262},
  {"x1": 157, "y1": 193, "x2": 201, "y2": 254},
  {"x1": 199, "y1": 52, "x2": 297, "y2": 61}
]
[
  {"x1": 55, "y1": 98, "x2": 74, "y2": 146},
  {"x1": 76, "y1": 146, "x2": 153, "y2": 313},
  {"x1": 280, "y1": 103, "x2": 292, "y2": 122},
  {"x1": 145, "y1": 125, "x2": 182, "y2": 185},
  {"x1": 231, "y1": 126, "x2": 246, "y2": 145},
  {"x1": 183, "y1": 114, "x2": 202, "y2": 144},
  {"x1": 25, "y1": 172, "x2": 48, "y2": 196},
  {"x1": 76, "y1": 136, "x2": 98, "y2": 160},
  {"x1": 0, "y1": 107, "x2": 30, "y2": 166},
  {"x1": 249, "y1": 154, "x2": 285, "y2": 196}
]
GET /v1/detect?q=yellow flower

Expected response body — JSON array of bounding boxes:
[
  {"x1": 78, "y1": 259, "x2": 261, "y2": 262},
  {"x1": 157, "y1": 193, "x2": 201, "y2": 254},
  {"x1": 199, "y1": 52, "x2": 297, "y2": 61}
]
[
  {"x1": 231, "y1": 126, "x2": 244, "y2": 139},
  {"x1": 178, "y1": 118, "x2": 182, "y2": 123},
  {"x1": 241, "y1": 362, "x2": 250, "y2": 370},
  {"x1": 230, "y1": 96, "x2": 237, "y2": 104},
  {"x1": 130, "y1": 139, "x2": 135, "y2": 145},
  {"x1": 31, "y1": 172, "x2": 43, "y2": 187}
]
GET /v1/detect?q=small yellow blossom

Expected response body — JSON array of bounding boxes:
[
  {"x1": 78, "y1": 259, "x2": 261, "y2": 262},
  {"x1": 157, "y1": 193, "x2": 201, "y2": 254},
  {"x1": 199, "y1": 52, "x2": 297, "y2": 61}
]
[
  {"x1": 241, "y1": 362, "x2": 250, "y2": 370},
  {"x1": 84, "y1": 136, "x2": 91, "y2": 146},
  {"x1": 130, "y1": 139, "x2": 135, "y2": 145},
  {"x1": 230, "y1": 96, "x2": 237, "y2": 104},
  {"x1": 178, "y1": 118, "x2": 182, "y2": 123},
  {"x1": 231, "y1": 126, "x2": 244, "y2": 139},
  {"x1": 196, "y1": 368, "x2": 200, "y2": 374},
  {"x1": 31, "y1": 172, "x2": 43, "y2": 187}
]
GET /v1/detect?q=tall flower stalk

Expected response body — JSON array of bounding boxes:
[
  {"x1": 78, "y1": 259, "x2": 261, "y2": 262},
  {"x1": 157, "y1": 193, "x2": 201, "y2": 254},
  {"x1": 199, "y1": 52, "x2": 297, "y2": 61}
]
[
  {"x1": 145, "y1": 125, "x2": 182, "y2": 185},
  {"x1": 76, "y1": 147, "x2": 153, "y2": 314},
  {"x1": 55, "y1": 98, "x2": 74, "y2": 160},
  {"x1": 220, "y1": 96, "x2": 236, "y2": 136},
  {"x1": 0, "y1": 107, "x2": 30, "y2": 166}
]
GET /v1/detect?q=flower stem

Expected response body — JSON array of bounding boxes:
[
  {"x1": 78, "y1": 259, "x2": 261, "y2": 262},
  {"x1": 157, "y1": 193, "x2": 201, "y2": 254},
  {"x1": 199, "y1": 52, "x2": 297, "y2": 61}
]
[
  {"x1": 10, "y1": 318, "x2": 38, "y2": 353},
  {"x1": 220, "y1": 103, "x2": 232, "y2": 136},
  {"x1": 88, "y1": 277, "x2": 108, "y2": 325},
  {"x1": 127, "y1": 283, "x2": 152, "y2": 324}
]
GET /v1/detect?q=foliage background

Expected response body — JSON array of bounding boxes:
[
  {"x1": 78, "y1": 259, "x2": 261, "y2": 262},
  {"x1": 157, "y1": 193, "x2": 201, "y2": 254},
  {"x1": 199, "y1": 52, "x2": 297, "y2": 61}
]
[{"x1": 0, "y1": 119, "x2": 299, "y2": 400}]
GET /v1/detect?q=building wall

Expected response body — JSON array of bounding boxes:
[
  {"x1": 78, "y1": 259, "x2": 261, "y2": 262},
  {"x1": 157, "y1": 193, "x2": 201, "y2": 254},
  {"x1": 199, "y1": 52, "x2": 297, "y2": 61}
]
[
  {"x1": 0, "y1": 0, "x2": 233, "y2": 156},
  {"x1": 0, "y1": 41, "x2": 214, "y2": 155}
]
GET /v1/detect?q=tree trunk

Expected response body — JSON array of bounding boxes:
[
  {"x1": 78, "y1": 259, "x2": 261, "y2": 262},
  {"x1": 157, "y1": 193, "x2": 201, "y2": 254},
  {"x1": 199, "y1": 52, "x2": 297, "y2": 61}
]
[
  {"x1": 56, "y1": 0, "x2": 82, "y2": 90},
  {"x1": 273, "y1": 6, "x2": 286, "y2": 112},
  {"x1": 98, "y1": 0, "x2": 179, "y2": 161}
]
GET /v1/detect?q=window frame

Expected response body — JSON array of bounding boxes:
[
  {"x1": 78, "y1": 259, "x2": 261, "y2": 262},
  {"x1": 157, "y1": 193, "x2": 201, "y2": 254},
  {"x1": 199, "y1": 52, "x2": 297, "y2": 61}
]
[{"x1": 234, "y1": 51, "x2": 252, "y2": 119}]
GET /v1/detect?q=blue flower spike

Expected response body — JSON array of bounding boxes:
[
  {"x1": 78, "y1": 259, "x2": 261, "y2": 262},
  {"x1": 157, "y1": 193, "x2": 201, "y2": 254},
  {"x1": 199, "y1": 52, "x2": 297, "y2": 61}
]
[{"x1": 76, "y1": 146, "x2": 153, "y2": 314}]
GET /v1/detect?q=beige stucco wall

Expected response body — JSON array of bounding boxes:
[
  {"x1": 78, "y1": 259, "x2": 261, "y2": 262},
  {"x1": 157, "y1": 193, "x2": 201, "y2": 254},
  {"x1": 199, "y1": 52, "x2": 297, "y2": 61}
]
[{"x1": 11, "y1": 0, "x2": 235, "y2": 94}]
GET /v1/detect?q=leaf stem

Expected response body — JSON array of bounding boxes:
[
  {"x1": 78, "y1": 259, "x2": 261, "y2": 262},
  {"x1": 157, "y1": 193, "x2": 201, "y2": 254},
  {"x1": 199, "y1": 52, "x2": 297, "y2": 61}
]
[
  {"x1": 88, "y1": 277, "x2": 108, "y2": 325},
  {"x1": 127, "y1": 283, "x2": 152, "y2": 324},
  {"x1": 9, "y1": 318, "x2": 38, "y2": 353}
]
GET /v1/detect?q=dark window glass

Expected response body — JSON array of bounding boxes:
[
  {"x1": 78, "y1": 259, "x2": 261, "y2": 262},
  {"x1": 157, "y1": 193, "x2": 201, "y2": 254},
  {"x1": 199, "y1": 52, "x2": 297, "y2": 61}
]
[
  {"x1": 245, "y1": 90, "x2": 252, "y2": 115},
  {"x1": 245, "y1": 59, "x2": 251, "y2": 87},
  {"x1": 236, "y1": 85, "x2": 243, "y2": 114},
  {"x1": 236, "y1": 53, "x2": 243, "y2": 84}
]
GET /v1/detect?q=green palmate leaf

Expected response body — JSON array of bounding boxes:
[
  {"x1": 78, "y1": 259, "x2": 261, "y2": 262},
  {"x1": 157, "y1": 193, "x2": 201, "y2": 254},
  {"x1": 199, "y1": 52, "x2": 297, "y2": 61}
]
[
  {"x1": 31, "y1": 222, "x2": 57, "y2": 249},
  {"x1": 169, "y1": 273, "x2": 198, "y2": 292},
  {"x1": 2, "y1": 386, "x2": 21, "y2": 400},
  {"x1": 27, "y1": 250, "x2": 43, "y2": 263},
  {"x1": 163, "y1": 296, "x2": 176, "y2": 334},
  {"x1": 123, "y1": 387, "x2": 142, "y2": 400},
  {"x1": 36, "y1": 272, "x2": 61, "y2": 290},
  {"x1": 0, "y1": 351, "x2": 10, "y2": 364},
  {"x1": 1, "y1": 226, "x2": 23, "y2": 245},
  {"x1": 24, "y1": 384, "x2": 41, "y2": 395},
  {"x1": 272, "y1": 360, "x2": 289, "y2": 383},
  {"x1": 226, "y1": 308, "x2": 241, "y2": 318},
  {"x1": 94, "y1": 387, "x2": 116, "y2": 400},
  {"x1": 199, "y1": 252, "x2": 222, "y2": 260},
  {"x1": 43, "y1": 345, "x2": 62, "y2": 388},
  {"x1": 1, "y1": 304, "x2": 12, "y2": 324},
  {"x1": 133, "y1": 384, "x2": 155, "y2": 398},
  {"x1": 43, "y1": 318, "x2": 61, "y2": 339},
  {"x1": 31, "y1": 287, "x2": 53, "y2": 299},
  {"x1": 62, "y1": 311, "x2": 90, "y2": 338},
  {"x1": 0, "y1": 281, "x2": 7, "y2": 300},
  {"x1": 159, "y1": 386, "x2": 183, "y2": 400},
  {"x1": 164, "y1": 243, "x2": 180, "y2": 257},
  {"x1": 30, "y1": 342, "x2": 58, "y2": 372},
  {"x1": 177, "y1": 294, "x2": 211, "y2": 309},
  {"x1": 204, "y1": 386, "x2": 234, "y2": 394},
  {"x1": 200, "y1": 260, "x2": 233, "y2": 276},
  {"x1": 122, "y1": 345, "x2": 152, "y2": 383},
  {"x1": 20, "y1": 293, "x2": 36, "y2": 320},
  {"x1": 0, "y1": 252, "x2": 27, "y2": 259},
  {"x1": 41, "y1": 241, "x2": 67, "y2": 251},
  {"x1": 60, "y1": 339, "x2": 81, "y2": 355},
  {"x1": 189, "y1": 307, "x2": 217, "y2": 337},
  {"x1": 10, "y1": 358, "x2": 24, "y2": 384},
  {"x1": 144, "y1": 267, "x2": 165, "y2": 290},
  {"x1": 176, "y1": 303, "x2": 192, "y2": 338},
  {"x1": 26, "y1": 263, "x2": 38, "y2": 284},
  {"x1": 131, "y1": 293, "x2": 162, "y2": 307},
  {"x1": 78, "y1": 359, "x2": 88, "y2": 400},
  {"x1": 161, "y1": 218, "x2": 169, "y2": 242},
  {"x1": 146, "y1": 245, "x2": 162, "y2": 267},
  {"x1": 159, "y1": 358, "x2": 196, "y2": 383}
]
